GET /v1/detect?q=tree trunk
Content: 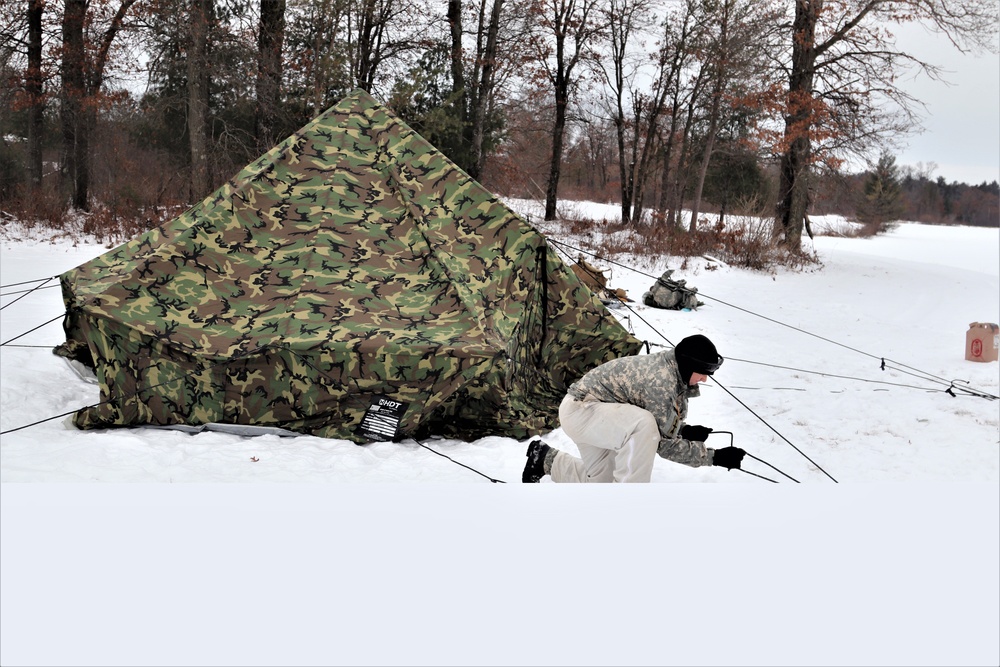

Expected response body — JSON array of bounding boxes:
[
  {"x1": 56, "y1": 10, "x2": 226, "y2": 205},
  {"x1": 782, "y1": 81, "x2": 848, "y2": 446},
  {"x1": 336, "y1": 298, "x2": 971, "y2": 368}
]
[
  {"x1": 687, "y1": 124, "x2": 716, "y2": 233},
  {"x1": 469, "y1": 0, "x2": 503, "y2": 179},
  {"x1": 256, "y1": 0, "x2": 286, "y2": 153},
  {"x1": 188, "y1": 0, "x2": 212, "y2": 198},
  {"x1": 544, "y1": 77, "x2": 567, "y2": 221},
  {"x1": 688, "y1": 0, "x2": 730, "y2": 234},
  {"x1": 617, "y1": 119, "x2": 632, "y2": 225},
  {"x1": 27, "y1": 0, "x2": 44, "y2": 188},
  {"x1": 631, "y1": 83, "x2": 670, "y2": 227},
  {"x1": 61, "y1": 0, "x2": 88, "y2": 210},
  {"x1": 612, "y1": 88, "x2": 632, "y2": 224},
  {"x1": 688, "y1": 75, "x2": 723, "y2": 233},
  {"x1": 658, "y1": 126, "x2": 678, "y2": 225},
  {"x1": 776, "y1": 133, "x2": 811, "y2": 248},
  {"x1": 607, "y1": 0, "x2": 633, "y2": 225},
  {"x1": 447, "y1": 0, "x2": 466, "y2": 102},
  {"x1": 354, "y1": 0, "x2": 382, "y2": 91},
  {"x1": 538, "y1": 0, "x2": 599, "y2": 222},
  {"x1": 654, "y1": 86, "x2": 683, "y2": 225},
  {"x1": 669, "y1": 98, "x2": 697, "y2": 228},
  {"x1": 775, "y1": 0, "x2": 818, "y2": 251}
]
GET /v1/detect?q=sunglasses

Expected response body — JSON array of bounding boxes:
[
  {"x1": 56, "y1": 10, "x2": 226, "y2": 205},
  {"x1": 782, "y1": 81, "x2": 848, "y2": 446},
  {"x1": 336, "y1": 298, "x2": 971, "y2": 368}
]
[
  {"x1": 679, "y1": 352, "x2": 724, "y2": 375},
  {"x1": 702, "y1": 355, "x2": 724, "y2": 374}
]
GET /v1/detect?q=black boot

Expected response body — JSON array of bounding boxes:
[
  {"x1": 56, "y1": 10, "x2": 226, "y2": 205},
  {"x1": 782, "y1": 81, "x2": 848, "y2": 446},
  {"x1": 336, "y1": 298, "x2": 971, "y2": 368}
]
[{"x1": 522, "y1": 439, "x2": 550, "y2": 483}]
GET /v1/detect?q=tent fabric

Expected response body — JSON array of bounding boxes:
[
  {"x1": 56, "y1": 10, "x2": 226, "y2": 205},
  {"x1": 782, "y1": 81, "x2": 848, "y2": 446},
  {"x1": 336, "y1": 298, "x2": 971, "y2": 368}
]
[{"x1": 55, "y1": 88, "x2": 642, "y2": 443}]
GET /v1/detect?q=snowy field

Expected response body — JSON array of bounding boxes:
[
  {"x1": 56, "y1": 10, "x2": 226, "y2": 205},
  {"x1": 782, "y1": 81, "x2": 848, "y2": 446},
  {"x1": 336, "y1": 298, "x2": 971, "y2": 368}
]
[{"x1": 1, "y1": 203, "x2": 998, "y2": 666}]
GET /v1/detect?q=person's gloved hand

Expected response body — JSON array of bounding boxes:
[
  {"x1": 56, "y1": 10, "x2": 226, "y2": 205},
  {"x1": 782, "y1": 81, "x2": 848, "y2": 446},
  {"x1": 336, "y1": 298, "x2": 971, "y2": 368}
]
[
  {"x1": 680, "y1": 424, "x2": 713, "y2": 442},
  {"x1": 713, "y1": 446, "x2": 746, "y2": 470}
]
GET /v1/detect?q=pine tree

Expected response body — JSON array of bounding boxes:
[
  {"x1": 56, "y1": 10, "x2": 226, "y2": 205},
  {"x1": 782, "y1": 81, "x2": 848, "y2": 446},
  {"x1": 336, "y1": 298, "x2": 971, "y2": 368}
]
[{"x1": 858, "y1": 152, "x2": 903, "y2": 231}]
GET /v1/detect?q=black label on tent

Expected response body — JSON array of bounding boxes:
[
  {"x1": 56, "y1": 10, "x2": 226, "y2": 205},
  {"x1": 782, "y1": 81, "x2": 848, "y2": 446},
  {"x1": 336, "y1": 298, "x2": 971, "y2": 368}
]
[{"x1": 356, "y1": 396, "x2": 410, "y2": 442}]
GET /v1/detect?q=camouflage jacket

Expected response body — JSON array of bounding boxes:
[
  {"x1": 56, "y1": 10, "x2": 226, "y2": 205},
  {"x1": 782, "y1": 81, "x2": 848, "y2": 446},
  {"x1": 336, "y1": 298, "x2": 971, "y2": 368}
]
[{"x1": 566, "y1": 351, "x2": 713, "y2": 467}]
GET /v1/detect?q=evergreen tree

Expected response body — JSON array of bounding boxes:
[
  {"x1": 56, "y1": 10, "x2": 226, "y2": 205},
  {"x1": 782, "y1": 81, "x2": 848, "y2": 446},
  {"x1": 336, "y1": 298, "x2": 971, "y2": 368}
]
[{"x1": 858, "y1": 152, "x2": 903, "y2": 229}]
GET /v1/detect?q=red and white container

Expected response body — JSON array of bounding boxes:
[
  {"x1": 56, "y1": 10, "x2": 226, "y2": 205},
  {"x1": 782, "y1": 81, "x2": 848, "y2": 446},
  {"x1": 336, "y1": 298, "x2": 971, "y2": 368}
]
[{"x1": 965, "y1": 322, "x2": 999, "y2": 363}]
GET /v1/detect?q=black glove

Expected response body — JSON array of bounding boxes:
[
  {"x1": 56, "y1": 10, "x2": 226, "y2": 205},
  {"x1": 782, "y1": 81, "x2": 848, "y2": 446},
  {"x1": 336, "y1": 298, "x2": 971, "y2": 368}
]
[
  {"x1": 680, "y1": 424, "x2": 713, "y2": 442},
  {"x1": 713, "y1": 446, "x2": 746, "y2": 470}
]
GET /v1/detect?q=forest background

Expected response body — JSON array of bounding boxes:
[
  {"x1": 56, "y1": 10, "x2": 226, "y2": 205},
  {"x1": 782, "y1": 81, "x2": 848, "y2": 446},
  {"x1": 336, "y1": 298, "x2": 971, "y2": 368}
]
[{"x1": 1, "y1": 0, "x2": 998, "y2": 255}]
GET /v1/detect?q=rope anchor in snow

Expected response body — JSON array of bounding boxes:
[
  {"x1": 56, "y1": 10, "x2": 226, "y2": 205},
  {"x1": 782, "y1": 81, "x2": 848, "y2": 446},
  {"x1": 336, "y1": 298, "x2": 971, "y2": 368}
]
[{"x1": 708, "y1": 431, "x2": 800, "y2": 483}]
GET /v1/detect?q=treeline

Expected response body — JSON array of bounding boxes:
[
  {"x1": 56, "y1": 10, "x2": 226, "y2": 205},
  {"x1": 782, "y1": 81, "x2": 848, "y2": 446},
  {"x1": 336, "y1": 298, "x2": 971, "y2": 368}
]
[
  {"x1": 812, "y1": 163, "x2": 999, "y2": 229},
  {"x1": 1, "y1": 0, "x2": 997, "y2": 248},
  {"x1": 497, "y1": 140, "x2": 1000, "y2": 230}
]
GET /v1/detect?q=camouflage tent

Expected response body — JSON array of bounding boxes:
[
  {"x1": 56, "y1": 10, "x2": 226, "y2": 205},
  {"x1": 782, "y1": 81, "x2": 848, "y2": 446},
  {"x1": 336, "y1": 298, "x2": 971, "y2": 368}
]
[{"x1": 56, "y1": 89, "x2": 642, "y2": 443}]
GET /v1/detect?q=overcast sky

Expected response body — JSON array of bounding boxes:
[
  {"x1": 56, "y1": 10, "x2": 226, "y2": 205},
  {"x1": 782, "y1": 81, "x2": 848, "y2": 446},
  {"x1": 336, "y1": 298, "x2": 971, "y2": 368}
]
[{"x1": 892, "y1": 23, "x2": 1000, "y2": 185}]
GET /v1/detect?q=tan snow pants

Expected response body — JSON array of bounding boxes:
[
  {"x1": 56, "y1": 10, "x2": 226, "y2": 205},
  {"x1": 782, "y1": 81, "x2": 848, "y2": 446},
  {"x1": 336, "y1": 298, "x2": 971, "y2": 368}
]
[{"x1": 552, "y1": 394, "x2": 661, "y2": 483}]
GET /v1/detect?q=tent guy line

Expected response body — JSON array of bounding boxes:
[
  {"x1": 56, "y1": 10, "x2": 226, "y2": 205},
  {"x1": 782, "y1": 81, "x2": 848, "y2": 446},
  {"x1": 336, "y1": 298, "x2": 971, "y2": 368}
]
[
  {"x1": 0, "y1": 283, "x2": 59, "y2": 297},
  {"x1": 0, "y1": 276, "x2": 55, "y2": 289},
  {"x1": 710, "y1": 377, "x2": 837, "y2": 482},
  {"x1": 410, "y1": 439, "x2": 506, "y2": 483},
  {"x1": 0, "y1": 276, "x2": 54, "y2": 311},
  {"x1": 726, "y1": 355, "x2": 997, "y2": 398},
  {"x1": 0, "y1": 272, "x2": 839, "y2": 482},
  {"x1": 643, "y1": 342, "x2": 963, "y2": 394},
  {"x1": 550, "y1": 238, "x2": 999, "y2": 401},
  {"x1": 0, "y1": 314, "x2": 63, "y2": 347}
]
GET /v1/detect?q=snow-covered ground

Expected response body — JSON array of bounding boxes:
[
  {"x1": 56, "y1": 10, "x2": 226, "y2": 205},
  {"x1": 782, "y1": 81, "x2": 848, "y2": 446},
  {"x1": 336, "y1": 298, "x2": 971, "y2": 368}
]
[{"x1": 2, "y1": 204, "x2": 998, "y2": 666}]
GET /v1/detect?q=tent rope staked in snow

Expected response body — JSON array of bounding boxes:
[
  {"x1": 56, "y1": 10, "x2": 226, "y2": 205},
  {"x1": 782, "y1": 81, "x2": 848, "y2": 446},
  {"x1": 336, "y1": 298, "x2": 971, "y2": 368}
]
[{"x1": 54, "y1": 88, "x2": 642, "y2": 444}]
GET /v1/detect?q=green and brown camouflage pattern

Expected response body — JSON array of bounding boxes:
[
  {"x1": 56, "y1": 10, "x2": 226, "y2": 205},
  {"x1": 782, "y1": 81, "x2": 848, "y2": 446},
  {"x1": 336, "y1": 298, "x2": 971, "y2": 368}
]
[{"x1": 56, "y1": 88, "x2": 642, "y2": 443}]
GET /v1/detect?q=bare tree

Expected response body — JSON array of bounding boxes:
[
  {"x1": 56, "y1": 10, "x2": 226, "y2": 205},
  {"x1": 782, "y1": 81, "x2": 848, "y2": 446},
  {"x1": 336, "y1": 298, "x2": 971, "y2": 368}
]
[
  {"x1": 60, "y1": 0, "x2": 87, "y2": 208},
  {"x1": 467, "y1": 0, "x2": 506, "y2": 178},
  {"x1": 447, "y1": 0, "x2": 466, "y2": 109},
  {"x1": 595, "y1": 0, "x2": 655, "y2": 225},
  {"x1": 525, "y1": 0, "x2": 604, "y2": 221},
  {"x1": 353, "y1": 0, "x2": 387, "y2": 91},
  {"x1": 26, "y1": 0, "x2": 44, "y2": 188},
  {"x1": 655, "y1": 0, "x2": 710, "y2": 228},
  {"x1": 284, "y1": 0, "x2": 353, "y2": 117},
  {"x1": 445, "y1": 0, "x2": 519, "y2": 178},
  {"x1": 774, "y1": 0, "x2": 999, "y2": 250},
  {"x1": 350, "y1": 0, "x2": 427, "y2": 94},
  {"x1": 187, "y1": 0, "x2": 212, "y2": 198},
  {"x1": 58, "y1": 0, "x2": 139, "y2": 210},
  {"x1": 686, "y1": 0, "x2": 779, "y2": 232},
  {"x1": 283, "y1": 0, "x2": 433, "y2": 116},
  {"x1": 256, "y1": 0, "x2": 286, "y2": 152}
]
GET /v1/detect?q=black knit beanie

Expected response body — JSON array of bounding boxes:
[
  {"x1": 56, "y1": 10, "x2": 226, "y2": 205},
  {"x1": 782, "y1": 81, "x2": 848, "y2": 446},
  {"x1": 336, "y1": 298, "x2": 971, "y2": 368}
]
[{"x1": 674, "y1": 334, "x2": 723, "y2": 382}]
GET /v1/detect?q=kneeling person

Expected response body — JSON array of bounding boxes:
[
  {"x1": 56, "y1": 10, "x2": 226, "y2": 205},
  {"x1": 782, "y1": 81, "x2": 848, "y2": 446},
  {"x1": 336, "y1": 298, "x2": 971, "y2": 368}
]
[{"x1": 522, "y1": 334, "x2": 744, "y2": 483}]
